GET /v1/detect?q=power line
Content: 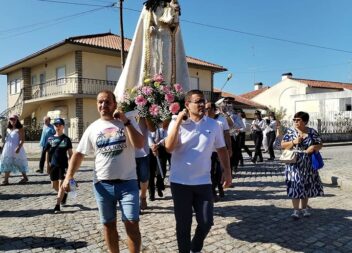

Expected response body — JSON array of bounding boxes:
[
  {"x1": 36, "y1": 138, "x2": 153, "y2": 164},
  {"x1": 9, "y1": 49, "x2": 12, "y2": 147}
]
[
  {"x1": 181, "y1": 19, "x2": 352, "y2": 54},
  {"x1": 36, "y1": 0, "x2": 113, "y2": 7},
  {"x1": 0, "y1": 6, "x2": 110, "y2": 39},
  {"x1": 2, "y1": 2, "x2": 352, "y2": 55}
]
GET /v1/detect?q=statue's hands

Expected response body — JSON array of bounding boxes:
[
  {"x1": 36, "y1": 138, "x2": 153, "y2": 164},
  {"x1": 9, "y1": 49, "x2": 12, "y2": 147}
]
[{"x1": 149, "y1": 26, "x2": 156, "y2": 35}]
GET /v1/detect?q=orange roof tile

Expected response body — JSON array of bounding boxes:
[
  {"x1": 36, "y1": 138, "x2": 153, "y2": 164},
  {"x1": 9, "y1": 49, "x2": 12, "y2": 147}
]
[
  {"x1": 240, "y1": 87, "x2": 270, "y2": 99},
  {"x1": 292, "y1": 78, "x2": 352, "y2": 90},
  {"x1": 213, "y1": 88, "x2": 267, "y2": 109},
  {"x1": 68, "y1": 33, "x2": 226, "y2": 72}
]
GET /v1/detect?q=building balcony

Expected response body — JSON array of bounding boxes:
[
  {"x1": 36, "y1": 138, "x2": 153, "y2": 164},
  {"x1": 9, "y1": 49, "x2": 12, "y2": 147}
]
[
  {"x1": 24, "y1": 77, "x2": 117, "y2": 100},
  {"x1": 23, "y1": 77, "x2": 219, "y2": 101}
]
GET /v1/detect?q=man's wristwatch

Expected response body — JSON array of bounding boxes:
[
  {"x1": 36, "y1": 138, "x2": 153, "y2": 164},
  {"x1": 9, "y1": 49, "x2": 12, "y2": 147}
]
[{"x1": 124, "y1": 119, "x2": 131, "y2": 126}]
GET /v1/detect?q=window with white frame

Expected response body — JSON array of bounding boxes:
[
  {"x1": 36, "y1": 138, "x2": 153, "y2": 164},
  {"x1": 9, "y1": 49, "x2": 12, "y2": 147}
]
[
  {"x1": 16, "y1": 79, "x2": 21, "y2": 93},
  {"x1": 10, "y1": 80, "x2": 16, "y2": 95},
  {"x1": 106, "y1": 66, "x2": 122, "y2": 83},
  {"x1": 56, "y1": 66, "x2": 66, "y2": 85},
  {"x1": 189, "y1": 76, "x2": 199, "y2": 90}
]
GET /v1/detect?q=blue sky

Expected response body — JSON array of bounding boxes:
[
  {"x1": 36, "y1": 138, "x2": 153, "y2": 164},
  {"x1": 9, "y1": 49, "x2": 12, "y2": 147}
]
[{"x1": 1, "y1": 0, "x2": 352, "y2": 112}]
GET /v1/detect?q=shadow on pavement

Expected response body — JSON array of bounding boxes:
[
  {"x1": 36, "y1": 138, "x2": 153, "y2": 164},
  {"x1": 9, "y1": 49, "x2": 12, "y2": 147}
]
[
  {"x1": 0, "y1": 235, "x2": 87, "y2": 251},
  {"x1": 223, "y1": 205, "x2": 352, "y2": 252},
  {"x1": 0, "y1": 192, "x2": 55, "y2": 200}
]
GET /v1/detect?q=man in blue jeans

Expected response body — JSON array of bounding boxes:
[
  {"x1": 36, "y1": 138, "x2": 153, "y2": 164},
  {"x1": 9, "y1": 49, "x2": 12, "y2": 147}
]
[
  {"x1": 165, "y1": 90, "x2": 232, "y2": 253},
  {"x1": 62, "y1": 90, "x2": 144, "y2": 253}
]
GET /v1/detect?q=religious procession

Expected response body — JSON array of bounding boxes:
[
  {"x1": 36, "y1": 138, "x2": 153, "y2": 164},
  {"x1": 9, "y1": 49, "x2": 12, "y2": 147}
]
[{"x1": 2, "y1": 1, "x2": 350, "y2": 253}]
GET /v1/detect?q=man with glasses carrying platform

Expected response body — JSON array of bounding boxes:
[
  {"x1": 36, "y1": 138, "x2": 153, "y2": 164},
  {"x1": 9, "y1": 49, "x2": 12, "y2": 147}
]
[{"x1": 165, "y1": 89, "x2": 232, "y2": 253}]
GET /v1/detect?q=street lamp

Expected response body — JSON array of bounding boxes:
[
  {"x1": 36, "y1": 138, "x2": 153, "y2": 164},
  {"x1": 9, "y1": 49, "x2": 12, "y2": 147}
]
[{"x1": 220, "y1": 73, "x2": 233, "y2": 91}]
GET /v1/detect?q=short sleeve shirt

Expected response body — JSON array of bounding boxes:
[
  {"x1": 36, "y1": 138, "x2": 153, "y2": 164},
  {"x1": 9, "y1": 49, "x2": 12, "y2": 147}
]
[
  {"x1": 168, "y1": 116, "x2": 225, "y2": 185},
  {"x1": 45, "y1": 134, "x2": 72, "y2": 169},
  {"x1": 76, "y1": 118, "x2": 141, "y2": 182}
]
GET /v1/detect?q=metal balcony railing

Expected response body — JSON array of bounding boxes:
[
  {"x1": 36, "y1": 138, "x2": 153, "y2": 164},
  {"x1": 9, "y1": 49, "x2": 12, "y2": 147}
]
[
  {"x1": 25, "y1": 77, "x2": 116, "y2": 99},
  {"x1": 23, "y1": 77, "x2": 218, "y2": 101}
]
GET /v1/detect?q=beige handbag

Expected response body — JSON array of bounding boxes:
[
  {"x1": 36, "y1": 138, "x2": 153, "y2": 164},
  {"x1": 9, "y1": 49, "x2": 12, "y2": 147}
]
[{"x1": 279, "y1": 149, "x2": 297, "y2": 164}]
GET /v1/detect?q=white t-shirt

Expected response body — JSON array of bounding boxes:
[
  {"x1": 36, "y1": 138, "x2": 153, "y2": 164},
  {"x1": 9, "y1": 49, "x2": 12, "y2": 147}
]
[
  {"x1": 76, "y1": 118, "x2": 141, "y2": 182},
  {"x1": 215, "y1": 114, "x2": 230, "y2": 131},
  {"x1": 168, "y1": 116, "x2": 225, "y2": 185}
]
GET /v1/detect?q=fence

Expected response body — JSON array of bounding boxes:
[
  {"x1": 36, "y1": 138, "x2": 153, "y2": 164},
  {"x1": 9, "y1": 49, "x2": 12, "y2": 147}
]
[{"x1": 281, "y1": 119, "x2": 352, "y2": 134}]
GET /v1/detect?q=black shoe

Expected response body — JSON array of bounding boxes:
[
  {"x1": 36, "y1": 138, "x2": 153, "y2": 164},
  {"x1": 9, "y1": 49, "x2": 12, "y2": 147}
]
[
  {"x1": 54, "y1": 205, "x2": 60, "y2": 214},
  {"x1": 149, "y1": 195, "x2": 155, "y2": 201},
  {"x1": 251, "y1": 158, "x2": 256, "y2": 164},
  {"x1": 239, "y1": 161, "x2": 244, "y2": 166},
  {"x1": 61, "y1": 193, "x2": 68, "y2": 206},
  {"x1": 36, "y1": 169, "x2": 43, "y2": 173},
  {"x1": 219, "y1": 188, "x2": 225, "y2": 198},
  {"x1": 267, "y1": 158, "x2": 275, "y2": 161},
  {"x1": 258, "y1": 159, "x2": 264, "y2": 163},
  {"x1": 157, "y1": 189, "x2": 163, "y2": 197}
]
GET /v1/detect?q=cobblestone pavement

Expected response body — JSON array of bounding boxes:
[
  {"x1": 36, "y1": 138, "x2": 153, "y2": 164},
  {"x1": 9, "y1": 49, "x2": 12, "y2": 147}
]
[{"x1": 1, "y1": 153, "x2": 352, "y2": 253}]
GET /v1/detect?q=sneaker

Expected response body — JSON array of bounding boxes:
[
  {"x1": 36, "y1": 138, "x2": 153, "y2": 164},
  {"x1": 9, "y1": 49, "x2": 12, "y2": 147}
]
[
  {"x1": 35, "y1": 169, "x2": 43, "y2": 173},
  {"x1": 61, "y1": 193, "x2": 68, "y2": 206},
  {"x1": 302, "y1": 208, "x2": 311, "y2": 217},
  {"x1": 291, "y1": 210, "x2": 300, "y2": 220},
  {"x1": 54, "y1": 205, "x2": 60, "y2": 214}
]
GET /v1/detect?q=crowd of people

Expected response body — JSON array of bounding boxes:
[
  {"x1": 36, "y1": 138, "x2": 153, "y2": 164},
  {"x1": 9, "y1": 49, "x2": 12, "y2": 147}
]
[{"x1": 0, "y1": 89, "x2": 325, "y2": 253}]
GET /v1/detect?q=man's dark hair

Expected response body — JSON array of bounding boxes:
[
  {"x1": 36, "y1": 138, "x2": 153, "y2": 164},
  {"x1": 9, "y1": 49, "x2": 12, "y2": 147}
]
[
  {"x1": 294, "y1": 111, "x2": 309, "y2": 123},
  {"x1": 98, "y1": 90, "x2": 117, "y2": 103},
  {"x1": 207, "y1": 102, "x2": 216, "y2": 111},
  {"x1": 185, "y1": 90, "x2": 204, "y2": 102}
]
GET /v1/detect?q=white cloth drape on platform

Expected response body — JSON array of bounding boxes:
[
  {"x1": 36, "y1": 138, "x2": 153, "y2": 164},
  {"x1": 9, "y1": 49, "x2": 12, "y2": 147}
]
[{"x1": 114, "y1": 4, "x2": 190, "y2": 101}]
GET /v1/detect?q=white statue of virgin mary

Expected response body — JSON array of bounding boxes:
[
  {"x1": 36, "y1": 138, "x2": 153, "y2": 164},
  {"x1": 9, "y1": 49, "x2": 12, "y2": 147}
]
[{"x1": 114, "y1": 0, "x2": 190, "y2": 101}]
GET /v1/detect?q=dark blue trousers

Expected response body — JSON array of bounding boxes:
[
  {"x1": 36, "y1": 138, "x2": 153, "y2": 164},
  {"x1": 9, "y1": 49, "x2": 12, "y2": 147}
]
[{"x1": 171, "y1": 183, "x2": 214, "y2": 253}]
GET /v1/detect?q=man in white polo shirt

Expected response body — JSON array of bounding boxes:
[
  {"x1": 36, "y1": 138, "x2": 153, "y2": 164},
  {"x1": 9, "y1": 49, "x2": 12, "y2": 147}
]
[{"x1": 165, "y1": 90, "x2": 232, "y2": 253}]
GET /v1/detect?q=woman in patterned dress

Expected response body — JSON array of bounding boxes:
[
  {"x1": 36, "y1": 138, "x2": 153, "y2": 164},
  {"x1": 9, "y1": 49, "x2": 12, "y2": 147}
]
[{"x1": 281, "y1": 111, "x2": 324, "y2": 219}]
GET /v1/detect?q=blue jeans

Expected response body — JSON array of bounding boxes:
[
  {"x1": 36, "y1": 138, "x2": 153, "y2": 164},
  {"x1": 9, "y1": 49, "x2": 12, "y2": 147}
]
[
  {"x1": 171, "y1": 183, "x2": 214, "y2": 253},
  {"x1": 93, "y1": 179, "x2": 139, "y2": 224}
]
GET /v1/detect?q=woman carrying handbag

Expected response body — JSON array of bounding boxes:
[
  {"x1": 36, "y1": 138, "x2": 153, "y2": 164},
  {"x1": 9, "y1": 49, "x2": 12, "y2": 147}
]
[{"x1": 281, "y1": 111, "x2": 324, "y2": 219}]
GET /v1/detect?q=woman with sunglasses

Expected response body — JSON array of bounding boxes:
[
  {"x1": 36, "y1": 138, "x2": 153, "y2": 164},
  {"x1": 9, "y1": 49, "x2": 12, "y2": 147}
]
[
  {"x1": 281, "y1": 111, "x2": 324, "y2": 219},
  {"x1": 0, "y1": 114, "x2": 29, "y2": 185}
]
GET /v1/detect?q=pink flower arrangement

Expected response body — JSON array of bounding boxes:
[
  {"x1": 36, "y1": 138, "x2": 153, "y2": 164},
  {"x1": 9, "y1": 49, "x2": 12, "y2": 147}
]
[
  {"x1": 118, "y1": 74, "x2": 185, "y2": 124},
  {"x1": 149, "y1": 104, "x2": 160, "y2": 116},
  {"x1": 165, "y1": 93, "x2": 175, "y2": 103},
  {"x1": 169, "y1": 102, "x2": 180, "y2": 114},
  {"x1": 135, "y1": 95, "x2": 147, "y2": 106},
  {"x1": 153, "y1": 74, "x2": 164, "y2": 83},
  {"x1": 174, "y1": 83, "x2": 183, "y2": 92}
]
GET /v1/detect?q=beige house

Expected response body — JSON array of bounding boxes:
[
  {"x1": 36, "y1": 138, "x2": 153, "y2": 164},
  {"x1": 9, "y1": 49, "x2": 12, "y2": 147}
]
[
  {"x1": 241, "y1": 73, "x2": 352, "y2": 121},
  {"x1": 0, "y1": 32, "x2": 226, "y2": 141}
]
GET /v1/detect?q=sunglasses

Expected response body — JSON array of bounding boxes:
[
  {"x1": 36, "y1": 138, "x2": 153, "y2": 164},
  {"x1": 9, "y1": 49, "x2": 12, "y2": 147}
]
[{"x1": 292, "y1": 118, "x2": 302, "y2": 122}]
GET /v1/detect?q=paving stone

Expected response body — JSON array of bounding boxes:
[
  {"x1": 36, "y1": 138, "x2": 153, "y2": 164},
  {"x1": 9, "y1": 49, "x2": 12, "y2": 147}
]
[{"x1": 1, "y1": 146, "x2": 352, "y2": 252}]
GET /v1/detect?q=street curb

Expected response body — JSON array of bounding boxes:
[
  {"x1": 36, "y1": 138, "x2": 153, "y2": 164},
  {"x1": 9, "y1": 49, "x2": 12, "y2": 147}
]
[{"x1": 319, "y1": 172, "x2": 352, "y2": 192}]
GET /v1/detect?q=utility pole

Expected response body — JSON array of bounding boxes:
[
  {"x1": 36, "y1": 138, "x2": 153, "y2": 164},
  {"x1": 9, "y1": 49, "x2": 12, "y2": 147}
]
[{"x1": 119, "y1": 0, "x2": 126, "y2": 68}]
